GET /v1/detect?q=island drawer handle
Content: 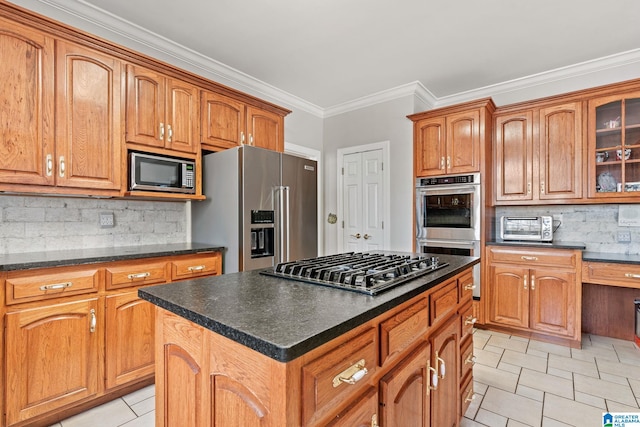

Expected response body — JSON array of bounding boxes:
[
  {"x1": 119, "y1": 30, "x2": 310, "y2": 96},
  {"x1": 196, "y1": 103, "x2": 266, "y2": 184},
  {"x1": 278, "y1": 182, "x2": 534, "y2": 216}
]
[
  {"x1": 333, "y1": 359, "x2": 368, "y2": 387},
  {"x1": 624, "y1": 273, "x2": 640, "y2": 279},
  {"x1": 128, "y1": 272, "x2": 151, "y2": 280},
  {"x1": 521, "y1": 256, "x2": 538, "y2": 261},
  {"x1": 465, "y1": 316, "x2": 477, "y2": 326},
  {"x1": 464, "y1": 387, "x2": 475, "y2": 403},
  {"x1": 40, "y1": 282, "x2": 73, "y2": 291},
  {"x1": 463, "y1": 283, "x2": 476, "y2": 291},
  {"x1": 188, "y1": 265, "x2": 206, "y2": 272}
]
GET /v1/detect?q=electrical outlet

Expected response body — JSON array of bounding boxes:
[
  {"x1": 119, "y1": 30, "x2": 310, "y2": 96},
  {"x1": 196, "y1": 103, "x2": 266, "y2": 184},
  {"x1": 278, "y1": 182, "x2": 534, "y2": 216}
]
[
  {"x1": 99, "y1": 212, "x2": 114, "y2": 228},
  {"x1": 617, "y1": 230, "x2": 631, "y2": 242}
]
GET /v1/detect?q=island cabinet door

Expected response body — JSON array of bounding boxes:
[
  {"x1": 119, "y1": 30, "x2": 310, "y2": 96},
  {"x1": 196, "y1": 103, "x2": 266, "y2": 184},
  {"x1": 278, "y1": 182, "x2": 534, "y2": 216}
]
[
  {"x1": 430, "y1": 315, "x2": 460, "y2": 427},
  {"x1": 379, "y1": 341, "x2": 431, "y2": 426}
]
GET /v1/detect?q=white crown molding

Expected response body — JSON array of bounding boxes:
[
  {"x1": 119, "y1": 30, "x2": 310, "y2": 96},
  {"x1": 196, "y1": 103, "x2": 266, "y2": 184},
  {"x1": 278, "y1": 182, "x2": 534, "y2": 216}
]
[
  {"x1": 18, "y1": 0, "x2": 640, "y2": 118},
  {"x1": 433, "y1": 49, "x2": 640, "y2": 108},
  {"x1": 29, "y1": 0, "x2": 325, "y2": 117}
]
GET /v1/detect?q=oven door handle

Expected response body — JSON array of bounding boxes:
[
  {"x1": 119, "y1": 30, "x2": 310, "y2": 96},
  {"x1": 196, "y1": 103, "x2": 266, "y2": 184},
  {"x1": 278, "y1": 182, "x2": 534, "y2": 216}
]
[
  {"x1": 421, "y1": 239, "x2": 477, "y2": 249},
  {"x1": 419, "y1": 185, "x2": 478, "y2": 196}
]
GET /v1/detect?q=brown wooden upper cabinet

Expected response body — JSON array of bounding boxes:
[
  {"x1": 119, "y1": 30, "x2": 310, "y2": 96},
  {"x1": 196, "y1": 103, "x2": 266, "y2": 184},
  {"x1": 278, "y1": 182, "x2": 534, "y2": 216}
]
[
  {"x1": 409, "y1": 99, "x2": 494, "y2": 177},
  {"x1": 0, "y1": 20, "x2": 122, "y2": 193},
  {"x1": 494, "y1": 101, "x2": 583, "y2": 204},
  {"x1": 126, "y1": 64, "x2": 199, "y2": 154},
  {"x1": 201, "y1": 90, "x2": 284, "y2": 152},
  {"x1": 588, "y1": 91, "x2": 640, "y2": 198}
]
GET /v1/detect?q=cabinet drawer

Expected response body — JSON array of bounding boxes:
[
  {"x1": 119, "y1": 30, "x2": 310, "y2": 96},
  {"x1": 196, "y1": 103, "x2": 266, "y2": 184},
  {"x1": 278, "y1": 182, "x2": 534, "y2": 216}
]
[
  {"x1": 379, "y1": 297, "x2": 429, "y2": 365},
  {"x1": 430, "y1": 278, "x2": 458, "y2": 324},
  {"x1": 5, "y1": 266, "x2": 100, "y2": 304},
  {"x1": 460, "y1": 372, "x2": 475, "y2": 418},
  {"x1": 105, "y1": 260, "x2": 168, "y2": 290},
  {"x1": 458, "y1": 270, "x2": 475, "y2": 303},
  {"x1": 170, "y1": 253, "x2": 221, "y2": 280},
  {"x1": 582, "y1": 261, "x2": 640, "y2": 289},
  {"x1": 301, "y1": 327, "x2": 377, "y2": 426},
  {"x1": 460, "y1": 335, "x2": 475, "y2": 380},
  {"x1": 488, "y1": 246, "x2": 578, "y2": 268},
  {"x1": 460, "y1": 301, "x2": 475, "y2": 341}
]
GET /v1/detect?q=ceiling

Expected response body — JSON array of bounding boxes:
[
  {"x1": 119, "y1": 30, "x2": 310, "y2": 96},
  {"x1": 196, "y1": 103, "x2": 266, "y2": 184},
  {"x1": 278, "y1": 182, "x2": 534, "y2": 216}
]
[{"x1": 17, "y1": 0, "x2": 640, "y2": 111}]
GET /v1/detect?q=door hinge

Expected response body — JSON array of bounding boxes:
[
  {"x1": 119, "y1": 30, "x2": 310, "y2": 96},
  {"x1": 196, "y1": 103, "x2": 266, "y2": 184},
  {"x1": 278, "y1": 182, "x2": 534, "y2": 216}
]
[
  {"x1": 382, "y1": 221, "x2": 384, "y2": 229},
  {"x1": 341, "y1": 167, "x2": 344, "y2": 175},
  {"x1": 342, "y1": 221, "x2": 344, "y2": 228},
  {"x1": 381, "y1": 162, "x2": 384, "y2": 171}
]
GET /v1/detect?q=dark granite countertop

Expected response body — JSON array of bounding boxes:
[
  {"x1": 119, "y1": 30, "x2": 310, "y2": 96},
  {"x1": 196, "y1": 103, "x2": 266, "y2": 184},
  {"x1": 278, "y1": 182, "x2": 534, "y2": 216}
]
[
  {"x1": 487, "y1": 240, "x2": 587, "y2": 250},
  {"x1": 582, "y1": 252, "x2": 640, "y2": 264},
  {"x1": 0, "y1": 243, "x2": 224, "y2": 271},
  {"x1": 138, "y1": 252, "x2": 479, "y2": 363}
]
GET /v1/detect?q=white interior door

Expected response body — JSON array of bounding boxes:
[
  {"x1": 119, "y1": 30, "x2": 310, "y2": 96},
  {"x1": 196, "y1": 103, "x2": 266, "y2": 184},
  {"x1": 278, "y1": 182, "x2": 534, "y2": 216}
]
[{"x1": 342, "y1": 149, "x2": 385, "y2": 251}]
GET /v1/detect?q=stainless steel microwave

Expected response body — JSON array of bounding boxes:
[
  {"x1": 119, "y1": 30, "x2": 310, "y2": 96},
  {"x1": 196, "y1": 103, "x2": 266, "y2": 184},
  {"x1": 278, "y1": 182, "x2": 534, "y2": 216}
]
[
  {"x1": 500, "y1": 216, "x2": 553, "y2": 242},
  {"x1": 129, "y1": 152, "x2": 195, "y2": 194}
]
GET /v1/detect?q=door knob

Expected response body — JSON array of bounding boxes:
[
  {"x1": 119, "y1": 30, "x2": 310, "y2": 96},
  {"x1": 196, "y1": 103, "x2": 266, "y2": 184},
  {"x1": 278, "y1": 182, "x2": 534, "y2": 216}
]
[
  {"x1": 350, "y1": 233, "x2": 361, "y2": 239},
  {"x1": 363, "y1": 234, "x2": 371, "y2": 240}
]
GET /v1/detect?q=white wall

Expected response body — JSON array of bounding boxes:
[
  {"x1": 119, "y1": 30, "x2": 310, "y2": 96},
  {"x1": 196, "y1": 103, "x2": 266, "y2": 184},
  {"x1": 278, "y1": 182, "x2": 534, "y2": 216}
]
[{"x1": 323, "y1": 96, "x2": 419, "y2": 254}]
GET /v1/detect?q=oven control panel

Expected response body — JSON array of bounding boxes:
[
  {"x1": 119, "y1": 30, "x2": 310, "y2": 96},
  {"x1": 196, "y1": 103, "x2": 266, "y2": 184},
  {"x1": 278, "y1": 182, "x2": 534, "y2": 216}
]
[{"x1": 416, "y1": 174, "x2": 478, "y2": 187}]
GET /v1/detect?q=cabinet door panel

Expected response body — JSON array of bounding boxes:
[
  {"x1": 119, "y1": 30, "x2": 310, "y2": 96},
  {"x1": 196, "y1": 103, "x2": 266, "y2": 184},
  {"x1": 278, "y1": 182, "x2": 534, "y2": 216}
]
[
  {"x1": 495, "y1": 111, "x2": 533, "y2": 202},
  {"x1": 380, "y1": 342, "x2": 430, "y2": 427},
  {"x1": 200, "y1": 91, "x2": 245, "y2": 150},
  {"x1": 326, "y1": 387, "x2": 378, "y2": 427},
  {"x1": 0, "y1": 19, "x2": 54, "y2": 186},
  {"x1": 5, "y1": 298, "x2": 100, "y2": 425},
  {"x1": 166, "y1": 78, "x2": 199, "y2": 153},
  {"x1": 539, "y1": 102, "x2": 583, "y2": 200},
  {"x1": 415, "y1": 118, "x2": 445, "y2": 177},
  {"x1": 56, "y1": 41, "x2": 122, "y2": 190},
  {"x1": 105, "y1": 292, "x2": 155, "y2": 388},
  {"x1": 126, "y1": 64, "x2": 164, "y2": 147},
  {"x1": 487, "y1": 265, "x2": 529, "y2": 329},
  {"x1": 447, "y1": 110, "x2": 479, "y2": 174},
  {"x1": 530, "y1": 269, "x2": 576, "y2": 336},
  {"x1": 431, "y1": 316, "x2": 459, "y2": 427},
  {"x1": 246, "y1": 106, "x2": 283, "y2": 152}
]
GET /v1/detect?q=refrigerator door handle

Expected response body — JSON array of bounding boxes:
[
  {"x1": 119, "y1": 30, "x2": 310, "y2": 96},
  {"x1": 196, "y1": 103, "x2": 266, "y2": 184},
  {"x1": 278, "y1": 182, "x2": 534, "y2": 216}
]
[
  {"x1": 274, "y1": 186, "x2": 283, "y2": 264},
  {"x1": 283, "y1": 186, "x2": 290, "y2": 262}
]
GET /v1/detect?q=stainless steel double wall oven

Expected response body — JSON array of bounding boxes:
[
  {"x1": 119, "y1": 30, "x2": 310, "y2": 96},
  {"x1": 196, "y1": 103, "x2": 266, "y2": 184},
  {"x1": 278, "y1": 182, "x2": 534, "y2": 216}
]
[{"x1": 416, "y1": 173, "x2": 481, "y2": 297}]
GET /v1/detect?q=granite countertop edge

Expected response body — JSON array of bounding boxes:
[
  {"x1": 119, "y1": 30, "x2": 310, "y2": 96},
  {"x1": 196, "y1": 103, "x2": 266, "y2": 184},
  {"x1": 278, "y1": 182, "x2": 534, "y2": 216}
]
[
  {"x1": 138, "y1": 255, "x2": 480, "y2": 363},
  {"x1": 0, "y1": 243, "x2": 225, "y2": 271}
]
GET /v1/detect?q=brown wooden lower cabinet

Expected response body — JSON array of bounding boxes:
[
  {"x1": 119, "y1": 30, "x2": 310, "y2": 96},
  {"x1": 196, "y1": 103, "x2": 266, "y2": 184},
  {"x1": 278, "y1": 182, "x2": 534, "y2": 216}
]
[
  {"x1": 484, "y1": 246, "x2": 582, "y2": 347},
  {"x1": 1, "y1": 250, "x2": 221, "y2": 427},
  {"x1": 154, "y1": 267, "x2": 474, "y2": 426}
]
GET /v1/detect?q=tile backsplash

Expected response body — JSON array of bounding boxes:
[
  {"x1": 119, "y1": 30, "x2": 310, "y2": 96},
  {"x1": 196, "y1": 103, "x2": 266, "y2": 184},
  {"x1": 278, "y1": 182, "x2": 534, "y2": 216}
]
[
  {"x1": 0, "y1": 195, "x2": 188, "y2": 254},
  {"x1": 496, "y1": 204, "x2": 640, "y2": 254}
]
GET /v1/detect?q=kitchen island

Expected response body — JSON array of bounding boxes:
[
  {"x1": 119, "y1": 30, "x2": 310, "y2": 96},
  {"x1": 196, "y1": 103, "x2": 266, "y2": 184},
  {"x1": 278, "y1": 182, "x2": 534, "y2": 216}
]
[{"x1": 139, "y1": 252, "x2": 479, "y2": 426}]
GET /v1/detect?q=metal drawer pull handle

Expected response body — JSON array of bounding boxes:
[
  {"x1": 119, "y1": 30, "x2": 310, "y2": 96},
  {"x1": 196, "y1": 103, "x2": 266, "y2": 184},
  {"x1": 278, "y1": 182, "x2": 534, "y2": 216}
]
[
  {"x1": 465, "y1": 353, "x2": 476, "y2": 365},
  {"x1": 531, "y1": 275, "x2": 535, "y2": 290},
  {"x1": 521, "y1": 256, "x2": 538, "y2": 261},
  {"x1": 160, "y1": 123, "x2": 165, "y2": 140},
  {"x1": 465, "y1": 316, "x2": 477, "y2": 326},
  {"x1": 89, "y1": 309, "x2": 96, "y2": 333},
  {"x1": 188, "y1": 265, "x2": 206, "y2": 272},
  {"x1": 40, "y1": 282, "x2": 73, "y2": 291},
  {"x1": 59, "y1": 156, "x2": 65, "y2": 177},
  {"x1": 167, "y1": 124, "x2": 173, "y2": 142},
  {"x1": 128, "y1": 272, "x2": 150, "y2": 280},
  {"x1": 524, "y1": 275, "x2": 528, "y2": 290},
  {"x1": 465, "y1": 387, "x2": 475, "y2": 403},
  {"x1": 371, "y1": 413, "x2": 378, "y2": 427},
  {"x1": 624, "y1": 273, "x2": 640, "y2": 279},
  {"x1": 333, "y1": 359, "x2": 367, "y2": 387},
  {"x1": 46, "y1": 154, "x2": 53, "y2": 176},
  {"x1": 464, "y1": 283, "x2": 476, "y2": 291}
]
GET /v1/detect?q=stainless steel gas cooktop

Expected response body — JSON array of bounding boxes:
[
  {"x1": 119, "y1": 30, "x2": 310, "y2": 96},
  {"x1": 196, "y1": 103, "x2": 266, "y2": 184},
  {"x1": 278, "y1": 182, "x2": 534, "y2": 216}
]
[{"x1": 261, "y1": 252, "x2": 449, "y2": 295}]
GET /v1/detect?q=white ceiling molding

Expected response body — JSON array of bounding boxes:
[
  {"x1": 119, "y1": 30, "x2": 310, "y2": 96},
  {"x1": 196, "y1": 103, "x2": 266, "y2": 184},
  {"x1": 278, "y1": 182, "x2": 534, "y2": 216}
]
[
  {"x1": 18, "y1": 0, "x2": 640, "y2": 119},
  {"x1": 434, "y1": 49, "x2": 640, "y2": 108}
]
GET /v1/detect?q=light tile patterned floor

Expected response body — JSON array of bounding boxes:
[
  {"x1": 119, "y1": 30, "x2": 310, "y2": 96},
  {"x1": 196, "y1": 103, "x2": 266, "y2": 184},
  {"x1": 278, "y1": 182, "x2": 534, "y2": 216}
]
[
  {"x1": 50, "y1": 331, "x2": 640, "y2": 427},
  {"x1": 464, "y1": 329, "x2": 640, "y2": 427}
]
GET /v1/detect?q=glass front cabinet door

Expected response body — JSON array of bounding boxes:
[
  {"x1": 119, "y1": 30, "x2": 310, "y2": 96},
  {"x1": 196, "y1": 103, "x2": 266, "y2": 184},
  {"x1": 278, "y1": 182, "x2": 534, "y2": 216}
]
[{"x1": 589, "y1": 92, "x2": 640, "y2": 197}]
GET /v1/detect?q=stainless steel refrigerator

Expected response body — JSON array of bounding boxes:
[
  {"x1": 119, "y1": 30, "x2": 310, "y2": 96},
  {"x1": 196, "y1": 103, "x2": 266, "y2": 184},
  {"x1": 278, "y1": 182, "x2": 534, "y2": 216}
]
[{"x1": 192, "y1": 145, "x2": 318, "y2": 273}]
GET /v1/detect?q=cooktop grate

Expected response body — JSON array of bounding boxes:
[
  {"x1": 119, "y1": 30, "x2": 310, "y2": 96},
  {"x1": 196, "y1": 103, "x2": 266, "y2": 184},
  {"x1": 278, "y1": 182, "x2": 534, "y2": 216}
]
[{"x1": 261, "y1": 252, "x2": 449, "y2": 295}]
